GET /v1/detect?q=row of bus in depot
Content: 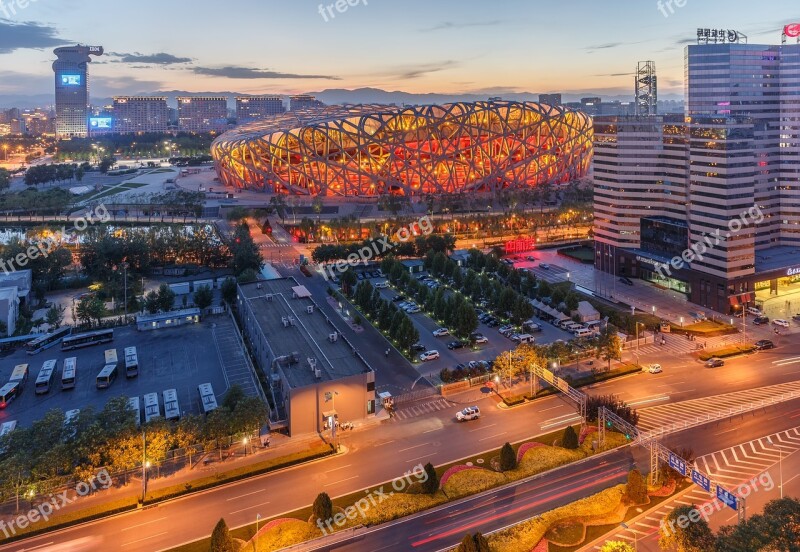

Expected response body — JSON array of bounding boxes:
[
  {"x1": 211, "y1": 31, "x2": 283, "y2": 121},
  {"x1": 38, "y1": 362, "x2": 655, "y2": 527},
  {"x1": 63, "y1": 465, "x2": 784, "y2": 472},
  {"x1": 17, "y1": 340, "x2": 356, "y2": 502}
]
[
  {"x1": 1, "y1": 407, "x2": 82, "y2": 448},
  {"x1": 0, "y1": 343, "x2": 139, "y2": 411},
  {"x1": 126, "y1": 383, "x2": 218, "y2": 426}
]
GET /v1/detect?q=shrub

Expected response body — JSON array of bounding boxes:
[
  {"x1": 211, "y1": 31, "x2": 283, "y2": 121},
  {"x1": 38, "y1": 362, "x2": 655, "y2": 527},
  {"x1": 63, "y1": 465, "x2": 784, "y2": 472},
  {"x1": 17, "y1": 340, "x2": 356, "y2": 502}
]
[
  {"x1": 562, "y1": 426, "x2": 579, "y2": 449},
  {"x1": 312, "y1": 492, "x2": 333, "y2": 524},
  {"x1": 210, "y1": 518, "x2": 237, "y2": 552},
  {"x1": 502, "y1": 394, "x2": 526, "y2": 406},
  {"x1": 457, "y1": 533, "x2": 478, "y2": 552},
  {"x1": 474, "y1": 532, "x2": 490, "y2": 552},
  {"x1": 624, "y1": 469, "x2": 648, "y2": 505},
  {"x1": 500, "y1": 442, "x2": 517, "y2": 471},
  {"x1": 422, "y1": 462, "x2": 439, "y2": 494}
]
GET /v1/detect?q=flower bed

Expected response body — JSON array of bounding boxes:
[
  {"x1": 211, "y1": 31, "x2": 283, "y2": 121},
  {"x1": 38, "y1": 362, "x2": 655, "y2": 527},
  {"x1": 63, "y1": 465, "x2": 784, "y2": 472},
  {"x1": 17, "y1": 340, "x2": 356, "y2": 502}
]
[
  {"x1": 579, "y1": 425, "x2": 597, "y2": 445},
  {"x1": 516, "y1": 441, "x2": 545, "y2": 463},
  {"x1": 439, "y1": 465, "x2": 482, "y2": 488},
  {"x1": 246, "y1": 518, "x2": 321, "y2": 552},
  {"x1": 648, "y1": 478, "x2": 677, "y2": 497},
  {"x1": 441, "y1": 467, "x2": 506, "y2": 499}
]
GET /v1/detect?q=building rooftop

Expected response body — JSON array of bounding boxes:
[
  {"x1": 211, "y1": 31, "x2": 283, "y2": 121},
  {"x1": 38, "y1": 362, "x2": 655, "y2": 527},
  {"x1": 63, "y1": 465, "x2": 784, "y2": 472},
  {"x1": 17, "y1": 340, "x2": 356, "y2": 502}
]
[
  {"x1": 136, "y1": 308, "x2": 200, "y2": 323},
  {"x1": 0, "y1": 287, "x2": 18, "y2": 302},
  {"x1": 0, "y1": 270, "x2": 31, "y2": 296},
  {"x1": 239, "y1": 279, "x2": 371, "y2": 389},
  {"x1": 755, "y1": 246, "x2": 800, "y2": 273}
]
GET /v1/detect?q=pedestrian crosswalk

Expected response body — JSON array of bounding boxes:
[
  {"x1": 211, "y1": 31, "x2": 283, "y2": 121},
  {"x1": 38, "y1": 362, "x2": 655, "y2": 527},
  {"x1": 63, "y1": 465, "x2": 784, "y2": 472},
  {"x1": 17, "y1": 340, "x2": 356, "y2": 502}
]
[
  {"x1": 637, "y1": 380, "x2": 800, "y2": 433},
  {"x1": 392, "y1": 398, "x2": 455, "y2": 421},
  {"x1": 634, "y1": 332, "x2": 745, "y2": 356},
  {"x1": 260, "y1": 242, "x2": 294, "y2": 249},
  {"x1": 589, "y1": 427, "x2": 800, "y2": 549}
]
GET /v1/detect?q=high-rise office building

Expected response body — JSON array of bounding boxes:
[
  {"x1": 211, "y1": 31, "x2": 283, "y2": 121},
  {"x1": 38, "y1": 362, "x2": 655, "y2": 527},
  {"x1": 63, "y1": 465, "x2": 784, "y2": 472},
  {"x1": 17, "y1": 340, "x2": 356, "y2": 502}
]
[
  {"x1": 539, "y1": 93, "x2": 562, "y2": 106},
  {"x1": 177, "y1": 97, "x2": 229, "y2": 132},
  {"x1": 236, "y1": 96, "x2": 285, "y2": 123},
  {"x1": 593, "y1": 35, "x2": 800, "y2": 313},
  {"x1": 289, "y1": 95, "x2": 325, "y2": 111},
  {"x1": 52, "y1": 45, "x2": 103, "y2": 138},
  {"x1": 112, "y1": 97, "x2": 170, "y2": 133}
]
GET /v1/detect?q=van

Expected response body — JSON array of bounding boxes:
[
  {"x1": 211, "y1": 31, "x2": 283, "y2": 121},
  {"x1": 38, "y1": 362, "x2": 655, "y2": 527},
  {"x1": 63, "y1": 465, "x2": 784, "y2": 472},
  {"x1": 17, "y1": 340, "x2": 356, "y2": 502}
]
[
  {"x1": 515, "y1": 334, "x2": 535, "y2": 344},
  {"x1": 773, "y1": 319, "x2": 789, "y2": 328},
  {"x1": 567, "y1": 323, "x2": 584, "y2": 333},
  {"x1": 574, "y1": 328, "x2": 593, "y2": 338},
  {"x1": 747, "y1": 307, "x2": 763, "y2": 317},
  {"x1": 374, "y1": 281, "x2": 390, "y2": 289},
  {"x1": 558, "y1": 320, "x2": 573, "y2": 330}
]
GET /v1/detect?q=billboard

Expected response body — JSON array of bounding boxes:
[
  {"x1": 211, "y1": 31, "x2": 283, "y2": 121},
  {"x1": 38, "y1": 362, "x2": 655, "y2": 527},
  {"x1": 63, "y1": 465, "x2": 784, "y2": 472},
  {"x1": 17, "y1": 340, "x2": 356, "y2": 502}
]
[
  {"x1": 89, "y1": 117, "x2": 113, "y2": 130},
  {"x1": 785, "y1": 24, "x2": 800, "y2": 38},
  {"x1": 61, "y1": 74, "x2": 82, "y2": 86}
]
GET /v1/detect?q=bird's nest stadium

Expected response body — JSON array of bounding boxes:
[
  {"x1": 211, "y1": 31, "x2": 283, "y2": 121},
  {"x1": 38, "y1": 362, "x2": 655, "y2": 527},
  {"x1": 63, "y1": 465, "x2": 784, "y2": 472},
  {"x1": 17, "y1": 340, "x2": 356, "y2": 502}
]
[{"x1": 211, "y1": 100, "x2": 592, "y2": 197}]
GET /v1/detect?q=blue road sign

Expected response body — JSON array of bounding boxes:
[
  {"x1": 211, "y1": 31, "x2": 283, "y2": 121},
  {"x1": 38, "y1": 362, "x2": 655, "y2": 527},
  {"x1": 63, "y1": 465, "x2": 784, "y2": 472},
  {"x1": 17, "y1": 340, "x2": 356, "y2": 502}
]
[
  {"x1": 668, "y1": 452, "x2": 687, "y2": 476},
  {"x1": 692, "y1": 470, "x2": 711, "y2": 492},
  {"x1": 716, "y1": 485, "x2": 738, "y2": 510}
]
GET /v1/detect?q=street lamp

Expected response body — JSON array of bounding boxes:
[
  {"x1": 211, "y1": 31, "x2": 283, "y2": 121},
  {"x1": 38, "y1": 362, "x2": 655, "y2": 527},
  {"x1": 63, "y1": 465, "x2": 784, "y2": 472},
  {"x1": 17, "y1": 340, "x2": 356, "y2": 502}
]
[
  {"x1": 243, "y1": 437, "x2": 249, "y2": 456},
  {"x1": 634, "y1": 322, "x2": 645, "y2": 367},
  {"x1": 766, "y1": 436, "x2": 783, "y2": 498},
  {"x1": 2, "y1": 144, "x2": 8, "y2": 161},
  {"x1": 256, "y1": 513, "x2": 261, "y2": 549},
  {"x1": 142, "y1": 461, "x2": 151, "y2": 503}
]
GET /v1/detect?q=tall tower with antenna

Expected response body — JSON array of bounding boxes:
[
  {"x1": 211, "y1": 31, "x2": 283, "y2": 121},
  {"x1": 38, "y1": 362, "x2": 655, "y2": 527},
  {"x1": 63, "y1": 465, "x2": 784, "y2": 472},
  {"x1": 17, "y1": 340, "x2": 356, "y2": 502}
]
[{"x1": 635, "y1": 61, "x2": 657, "y2": 116}]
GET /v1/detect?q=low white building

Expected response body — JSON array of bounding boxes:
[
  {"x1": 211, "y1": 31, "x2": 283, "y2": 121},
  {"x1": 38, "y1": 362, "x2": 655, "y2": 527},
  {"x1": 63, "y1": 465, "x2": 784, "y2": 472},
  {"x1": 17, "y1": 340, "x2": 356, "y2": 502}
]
[
  {"x1": 0, "y1": 269, "x2": 32, "y2": 306},
  {"x1": 0, "y1": 287, "x2": 20, "y2": 336}
]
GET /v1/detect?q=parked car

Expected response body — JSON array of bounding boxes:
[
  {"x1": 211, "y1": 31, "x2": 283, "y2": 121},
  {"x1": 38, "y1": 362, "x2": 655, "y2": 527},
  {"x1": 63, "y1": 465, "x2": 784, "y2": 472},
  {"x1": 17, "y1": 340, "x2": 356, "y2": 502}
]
[
  {"x1": 432, "y1": 328, "x2": 450, "y2": 337},
  {"x1": 447, "y1": 340, "x2": 465, "y2": 350},
  {"x1": 793, "y1": 314, "x2": 800, "y2": 322},
  {"x1": 540, "y1": 263, "x2": 551, "y2": 270},
  {"x1": 753, "y1": 316, "x2": 770, "y2": 325},
  {"x1": 474, "y1": 335, "x2": 489, "y2": 344},
  {"x1": 773, "y1": 319, "x2": 789, "y2": 328},
  {"x1": 392, "y1": 295, "x2": 405, "y2": 302},
  {"x1": 619, "y1": 276, "x2": 634, "y2": 286},
  {"x1": 645, "y1": 364, "x2": 663, "y2": 374},
  {"x1": 357, "y1": 273, "x2": 364, "y2": 280},
  {"x1": 754, "y1": 339, "x2": 775, "y2": 350},
  {"x1": 526, "y1": 256, "x2": 536, "y2": 261},
  {"x1": 406, "y1": 306, "x2": 421, "y2": 314},
  {"x1": 419, "y1": 350, "x2": 440, "y2": 362},
  {"x1": 411, "y1": 342, "x2": 426, "y2": 352},
  {"x1": 705, "y1": 357, "x2": 725, "y2": 368},
  {"x1": 456, "y1": 406, "x2": 481, "y2": 422}
]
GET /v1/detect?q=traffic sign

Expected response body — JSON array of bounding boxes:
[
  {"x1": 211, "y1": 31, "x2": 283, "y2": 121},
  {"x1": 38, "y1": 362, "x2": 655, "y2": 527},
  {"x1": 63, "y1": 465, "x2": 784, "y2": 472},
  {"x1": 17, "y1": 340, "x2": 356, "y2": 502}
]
[
  {"x1": 668, "y1": 452, "x2": 687, "y2": 476},
  {"x1": 691, "y1": 470, "x2": 711, "y2": 492},
  {"x1": 716, "y1": 485, "x2": 738, "y2": 510}
]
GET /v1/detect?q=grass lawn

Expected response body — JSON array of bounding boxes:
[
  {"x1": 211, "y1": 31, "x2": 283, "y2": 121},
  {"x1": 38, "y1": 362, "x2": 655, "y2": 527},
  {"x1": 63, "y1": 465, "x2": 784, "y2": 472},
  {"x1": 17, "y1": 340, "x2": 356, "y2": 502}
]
[{"x1": 679, "y1": 320, "x2": 737, "y2": 334}]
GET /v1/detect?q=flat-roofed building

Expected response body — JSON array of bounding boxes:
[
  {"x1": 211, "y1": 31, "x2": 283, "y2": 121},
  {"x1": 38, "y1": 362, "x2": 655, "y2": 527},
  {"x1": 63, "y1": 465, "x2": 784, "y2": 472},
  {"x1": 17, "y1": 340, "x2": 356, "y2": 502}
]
[
  {"x1": 113, "y1": 96, "x2": 170, "y2": 133},
  {"x1": 237, "y1": 279, "x2": 376, "y2": 436},
  {"x1": 236, "y1": 96, "x2": 285, "y2": 123},
  {"x1": 177, "y1": 96, "x2": 228, "y2": 132}
]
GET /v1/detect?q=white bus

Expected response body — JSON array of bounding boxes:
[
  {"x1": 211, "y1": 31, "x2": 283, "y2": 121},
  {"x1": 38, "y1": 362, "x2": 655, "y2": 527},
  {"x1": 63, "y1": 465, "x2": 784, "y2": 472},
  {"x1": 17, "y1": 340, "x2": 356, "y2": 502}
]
[
  {"x1": 197, "y1": 383, "x2": 218, "y2": 415},
  {"x1": 0, "y1": 382, "x2": 20, "y2": 409},
  {"x1": 162, "y1": 389, "x2": 180, "y2": 421},
  {"x1": 143, "y1": 393, "x2": 160, "y2": 423},
  {"x1": 95, "y1": 364, "x2": 118, "y2": 389},
  {"x1": 61, "y1": 328, "x2": 113, "y2": 351},
  {"x1": 9, "y1": 364, "x2": 29, "y2": 388},
  {"x1": 35, "y1": 360, "x2": 58, "y2": 395},
  {"x1": 61, "y1": 357, "x2": 77, "y2": 390},
  {"x1": 104, "y1": 349, "x2": 118, "y2": 368},
  {"x1": 124, "y1": 347, "x2": 138, "y2": 378},
  {"x1": 127, "y1": 396, "x2": 141, "y2": 428}
]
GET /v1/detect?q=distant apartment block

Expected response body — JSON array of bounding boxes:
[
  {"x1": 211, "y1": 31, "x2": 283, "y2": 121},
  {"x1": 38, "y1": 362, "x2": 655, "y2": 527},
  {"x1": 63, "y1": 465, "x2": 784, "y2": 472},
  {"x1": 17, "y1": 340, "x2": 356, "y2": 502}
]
[
  {"x1": 177, "y1": 96, "x2": 229, "y2": 132},
  {"x1": 289, "y1": 95, "x2": 325, "y2": 111},
  {"x1": 112, "y1": 96, "x2": 170, "y2": 133},
  {"x1": 539, "y1": 93, "x2": 562, "y2": 106},
  {"x1": 236, "y1": 96, "x2": 285, "y2": 123},
  {"x1": 22, "y1": 111, "x2": 55, "y2": 136}
]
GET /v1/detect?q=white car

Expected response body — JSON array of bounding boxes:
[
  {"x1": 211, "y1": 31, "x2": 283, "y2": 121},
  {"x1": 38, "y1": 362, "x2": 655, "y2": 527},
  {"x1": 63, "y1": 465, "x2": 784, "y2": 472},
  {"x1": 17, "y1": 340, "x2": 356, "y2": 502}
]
[
  {"x1": 432, "y1": 328, "x2": 450, "y2": 337},
  {"x1": 456, "y1": 406, "x2": 481, "y2": 421},
  {"x1": 474, "y1": 336, "x2": 489, "y2": 344},
  {"x1": 645, "y1": 364, "x2": 663, "y2": 374},
  {"x1": 419, "y1": 350, "x2": 440, "y2": 362},
  {"x1": 406, "y1": 306, "x2": 421, "y2": 314},
  {"x1": 773, "y1": 319, "x2": 789, "y2": 328}
]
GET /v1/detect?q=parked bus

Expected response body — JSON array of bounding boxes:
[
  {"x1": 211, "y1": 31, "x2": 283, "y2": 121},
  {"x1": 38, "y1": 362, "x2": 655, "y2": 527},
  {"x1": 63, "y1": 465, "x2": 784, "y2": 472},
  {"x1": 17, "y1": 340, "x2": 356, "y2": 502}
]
[
  {"x1": 124, "y1": 347, "x2": 138, "y2": 378},
  {"x1": 95, "y1": 364, "x2": 118, "y2": 389},
  {"x1": 0, "y1": 382, "x2": 20, "y2": 409},
  {"x1": 61, "y1": 329, "x2": 113, "y2": 351},
  {"x1": 162, "y1": 389, "x2": 180, "y2": 421},
  {"x1": 34, "y1": 360, "x2": 58, "y2": 395},
  {"x1": 197, "y1": 383, "x2": 218, "y2": 415},
  {"x1": 104, "y1": 348, "x2": 118, "y2": 368},
  {"x1": 127, "y1": 396, "x2": 141, "y2": 427},
  {"x1": 143, "y1": 393, "x2": 160, "y2": 423},
  {"x1": 26, "y1": 326, "x2": 72, "y2": 355},
  {"x1": 9, "y1": 364, "x2": 29, "y2": 388},
  {"x1": 61, "y1": 357, "x2": 77, "y2": 390}
]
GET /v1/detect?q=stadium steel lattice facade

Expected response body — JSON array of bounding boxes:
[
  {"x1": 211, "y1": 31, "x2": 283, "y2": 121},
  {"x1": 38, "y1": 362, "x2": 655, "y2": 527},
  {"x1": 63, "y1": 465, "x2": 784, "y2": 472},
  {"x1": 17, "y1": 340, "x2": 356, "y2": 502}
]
[{"x1": 211, "y1": 100, "x2": 592, "y2": 197}]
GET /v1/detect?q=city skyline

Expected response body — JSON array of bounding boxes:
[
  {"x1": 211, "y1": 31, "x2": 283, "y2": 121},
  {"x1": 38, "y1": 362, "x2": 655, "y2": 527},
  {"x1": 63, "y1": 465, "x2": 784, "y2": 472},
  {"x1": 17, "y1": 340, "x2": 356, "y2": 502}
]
[{"x1": 0, "y1": 0, "x2": 798, "y2": 102}]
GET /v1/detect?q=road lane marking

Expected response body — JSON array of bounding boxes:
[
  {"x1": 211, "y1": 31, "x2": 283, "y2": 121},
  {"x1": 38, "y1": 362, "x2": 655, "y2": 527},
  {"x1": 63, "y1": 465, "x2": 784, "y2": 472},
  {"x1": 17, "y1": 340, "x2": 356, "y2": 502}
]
[
  {"x1": 121, "y1": 516, "x2": 168, "y2": 530},
  {"x1": 539, "y1": 405, "x2": 565, "y2": 412},
  {"x1": 226, "y1": 489, "x2": 263, "y2": 501},
  {"x1": 324, "y1": 475, "x2": 359, "y2": 487},
  {"x1": 469, "y1": 424, "x2": 497, "y2": 432},
  {"x1": 121, "y1": 532, "x2": 169, "y2": 547},
  {"x1": 9, "y1": 541, "x2": 55, "y2": 551},
  {"x1": 325, "y1": 464, "x2": 352, "y2": 473},
  {"x1": 628, "y1": 395, "x2": 670, "y2": 406},
  {"x1": 480, "y1": 432, "x2": 507, "y2": 441},
  {"x1": 405, "y1": 454, "x2": 433, "y2": 463},
  {"x1": 398, "y1": 443, "x2": 429, "y2": 453},
  {"x1": 715, "y1": 426, "x2": 742, "y2": 436},
  {"x1": 422, "y1": 428, "x2": 440, "y2": 434},
  {"x1": 229, "y1": 500, "x2": 271, "y2": 515}
]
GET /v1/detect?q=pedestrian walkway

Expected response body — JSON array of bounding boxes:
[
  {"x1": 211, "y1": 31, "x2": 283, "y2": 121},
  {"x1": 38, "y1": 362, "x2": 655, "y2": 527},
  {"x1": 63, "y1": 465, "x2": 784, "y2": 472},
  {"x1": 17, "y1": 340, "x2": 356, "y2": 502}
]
[
  {"x1": 637, "y1": 380, "x2": 800, "y2": 432},
  {"x1": 391, "y1": 398, "x2": 455, "y2": 421},
  {"x1": 586, "y1": 427, "x2": 800, "y2": 550},
  {"x1": 634, "y1": 332, "x2": 743, "y2": 357},
  {"x1": 212, "y1": 315, "x2": 260, "y2": 397}
]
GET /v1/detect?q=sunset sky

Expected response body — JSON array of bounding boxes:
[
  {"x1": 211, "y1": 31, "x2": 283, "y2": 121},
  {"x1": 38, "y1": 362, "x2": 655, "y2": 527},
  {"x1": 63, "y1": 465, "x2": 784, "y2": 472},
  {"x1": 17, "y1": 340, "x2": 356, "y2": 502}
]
[{"x1": 0, "y1": 0, "x2": 797, "y2": 99}]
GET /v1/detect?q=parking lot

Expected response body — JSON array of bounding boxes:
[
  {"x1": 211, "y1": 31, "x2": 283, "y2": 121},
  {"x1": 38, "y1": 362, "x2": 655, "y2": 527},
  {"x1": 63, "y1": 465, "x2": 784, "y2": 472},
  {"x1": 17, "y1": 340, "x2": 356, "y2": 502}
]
[{"x1": 0, "y1": 321, "x2": 232, "y2": 428}]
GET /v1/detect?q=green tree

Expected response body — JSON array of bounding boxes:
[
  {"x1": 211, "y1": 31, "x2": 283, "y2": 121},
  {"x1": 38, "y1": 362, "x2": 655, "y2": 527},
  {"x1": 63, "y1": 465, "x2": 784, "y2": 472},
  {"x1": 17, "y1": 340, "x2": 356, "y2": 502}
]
[
  {"x1": 625, "y1": 469, "x2": 648, "y2": 504},
  {"x1": 597, "y1": 327, "x2": 623, "y2": 370},
  {"x1": 0, "y1": 168, "x2": 10, "y2": 190},
  {"x1": 599, "y1": 542, "x2": 634, "y2": 552},
  {"x1": 421, "y1": 462, "x2": 439, "y2": 494},
  {"x1": 456, "y1": 534, "x2": 478, "y2": 552},
  {"x1": 222, "y1": 384, "x2": 245, "y2": 411},
  {"x1": 473, "y1": 533, "x2": 490, "y2": 552},
  {"x1": 144, "y1": 291, "x2": 160, "y2": 314},
  {"x1": 156, "y1": 283, "x2": 175, "y2": 312},
  {"x1": 499, "y1": 442, "x2": 517, "y2": 471},
  {"x1": 312, "y1": 492, "x2": 334, "y2": 525},
  {"x1": 585, "y1": 394, "x2": 639, "y2": 427},
  {"x1": 209, "y1": 518, "x2": 237, "y2": 552},
  {"x1": 659, "y1": 505, "x2": 716, "y2": 552},
  {"x1": 220, "y1": 279, "x2": 237, "y2": 305},
  {"x1": 193, "y1": 285, "x2": 213, "y2": 310},
  {"x1": 230, "y1": 221, "x2": 263, "y2": 276},
  {"x1": 76, "y1": 295, "x2": 105, "y2": 326},
  {"x1": 45, "y1": 304, "x2": 65, "y2": 328},
  {"x1": 715, "y1": 497, "x2": 800, "y2": 552},
  {"x1": 562, "y1": 425, "x2": 579, "y2": 450}
]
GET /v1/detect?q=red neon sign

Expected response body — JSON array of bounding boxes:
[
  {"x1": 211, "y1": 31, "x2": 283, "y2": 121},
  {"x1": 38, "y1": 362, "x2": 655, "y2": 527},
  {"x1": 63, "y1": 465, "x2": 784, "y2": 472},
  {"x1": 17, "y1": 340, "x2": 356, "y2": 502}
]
[
  {"x1": 505, "y1": 237, "x2": 536, "y2": 254},
  {"x1": 785, "y1": 24, "x2": 800, "y2": 38}
]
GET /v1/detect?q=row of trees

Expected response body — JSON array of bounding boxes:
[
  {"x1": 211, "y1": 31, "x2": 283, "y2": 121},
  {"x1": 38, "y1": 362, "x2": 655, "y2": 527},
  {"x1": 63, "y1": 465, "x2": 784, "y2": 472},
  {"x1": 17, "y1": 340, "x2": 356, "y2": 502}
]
[
  {"x1": 50, "y1": 133, "x2": 217, "y2": 161},
  {"x1": 0, "y1": 385, "x2": 266, "y2": 502},
  {"x1": 23, "y1": 163, "x2": 88, "y2": 187},
  {"x1": 350, "y1": 279, "x2": 420, "y2": 353},
  {"x1": 311, "y1": 233, "x2": 456, "y2": 264}
]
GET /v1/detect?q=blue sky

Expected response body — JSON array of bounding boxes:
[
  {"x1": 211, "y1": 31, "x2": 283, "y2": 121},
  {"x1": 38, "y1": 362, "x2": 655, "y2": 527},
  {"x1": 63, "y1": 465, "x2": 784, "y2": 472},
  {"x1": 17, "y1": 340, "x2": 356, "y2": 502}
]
[{"x1": 0, "y1": 0, "x2": 797, "y2": 98}]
